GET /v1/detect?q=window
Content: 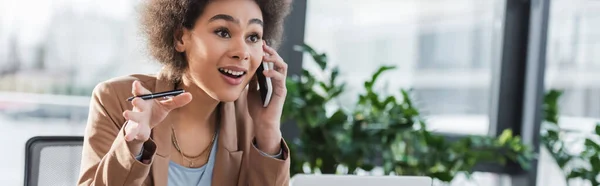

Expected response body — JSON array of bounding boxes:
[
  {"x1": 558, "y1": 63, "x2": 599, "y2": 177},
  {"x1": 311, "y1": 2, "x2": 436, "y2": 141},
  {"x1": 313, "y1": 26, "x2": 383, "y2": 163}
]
[
  {"x1": 539, "y1": 1, "x2": 600, "y2": 186},
  {"x1": 304, "y1": 0, "x2": 507, "y2": 135},
  {"x1": 0, "y1": 1, "x2": 157, "y2": 185},
  {"x1": 545, "y1": 0, "x2": 600, "y2": 129}
]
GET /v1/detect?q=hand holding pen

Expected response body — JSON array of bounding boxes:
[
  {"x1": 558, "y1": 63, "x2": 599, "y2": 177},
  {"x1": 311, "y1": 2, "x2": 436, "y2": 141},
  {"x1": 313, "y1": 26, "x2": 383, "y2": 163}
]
[
  {"x1": 121, "y1": 81, "x2": 192, "y2": 155},
  {"x1": 126, "y1": 89, "x2": 186, "y2": 101}
]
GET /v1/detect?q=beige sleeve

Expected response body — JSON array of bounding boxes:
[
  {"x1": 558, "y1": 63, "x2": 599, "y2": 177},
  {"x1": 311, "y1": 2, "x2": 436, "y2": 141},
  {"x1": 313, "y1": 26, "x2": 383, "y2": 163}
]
[{"x1": 77, "y1": 82, "x2": 156, "y2": 186}]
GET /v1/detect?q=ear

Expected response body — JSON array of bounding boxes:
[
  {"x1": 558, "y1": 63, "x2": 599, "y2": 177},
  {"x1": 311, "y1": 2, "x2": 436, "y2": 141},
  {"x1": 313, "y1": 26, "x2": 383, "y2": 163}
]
[{"x1": 174, "y1": 27, "x2": 186, "y2": 52}]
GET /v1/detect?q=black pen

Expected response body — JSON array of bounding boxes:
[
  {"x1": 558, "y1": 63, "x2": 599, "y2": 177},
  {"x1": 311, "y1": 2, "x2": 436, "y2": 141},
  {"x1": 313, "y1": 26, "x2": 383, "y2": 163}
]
[{"x1": 126, "y1": 89, "x2": 185, "y2": 101}]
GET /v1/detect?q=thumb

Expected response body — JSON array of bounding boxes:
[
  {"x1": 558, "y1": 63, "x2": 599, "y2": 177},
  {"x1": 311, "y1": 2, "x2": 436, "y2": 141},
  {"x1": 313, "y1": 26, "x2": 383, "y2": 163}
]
[{"x1": 159, "y1": 92, "x2": 192, "y2": 111}]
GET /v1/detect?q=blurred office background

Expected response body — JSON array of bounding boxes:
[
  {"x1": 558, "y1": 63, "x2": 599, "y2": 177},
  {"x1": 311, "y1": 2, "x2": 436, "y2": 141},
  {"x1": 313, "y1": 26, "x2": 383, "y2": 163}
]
[{"x1": 0, "y1": 0, "x2": 599, "y2": 185}]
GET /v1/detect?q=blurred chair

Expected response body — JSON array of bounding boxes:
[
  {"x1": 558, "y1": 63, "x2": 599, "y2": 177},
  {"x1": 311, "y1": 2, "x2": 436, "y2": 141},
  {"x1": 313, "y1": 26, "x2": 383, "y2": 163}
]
[{"x1": 24, "y1": 136, "x2": 83, "y2": 186}]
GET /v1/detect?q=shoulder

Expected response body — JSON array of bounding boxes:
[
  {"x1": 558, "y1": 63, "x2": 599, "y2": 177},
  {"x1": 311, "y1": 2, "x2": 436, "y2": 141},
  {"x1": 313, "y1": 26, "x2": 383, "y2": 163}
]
[
  {"x1": 93, "y1": 74, "x2": 158, "y2": 95},
  {"x1": 93, "y1": 74, "x2": 157, "y2": 99},
  {"x1": 90, "y1": 74, "x2": 158, "y2": 111}
]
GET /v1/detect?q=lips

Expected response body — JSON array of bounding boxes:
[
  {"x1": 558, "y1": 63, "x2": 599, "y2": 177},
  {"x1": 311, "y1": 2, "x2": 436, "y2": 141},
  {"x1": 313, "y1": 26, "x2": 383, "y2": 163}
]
[
  {"x1": 218, "y1": 67, "x2": 247, "y2": 85},
  {"x1": 218, "y1": 68, "x2": 246, "y2": 78}
]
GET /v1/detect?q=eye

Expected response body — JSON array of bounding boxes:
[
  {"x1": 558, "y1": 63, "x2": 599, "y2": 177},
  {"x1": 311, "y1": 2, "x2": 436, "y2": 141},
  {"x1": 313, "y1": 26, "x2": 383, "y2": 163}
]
[
  {"x1": 247, "y1": 33, "x2": 261, "y2": 43},
  {"x1": 214, "y1": 28, "x2": 231, "y2": 38}
]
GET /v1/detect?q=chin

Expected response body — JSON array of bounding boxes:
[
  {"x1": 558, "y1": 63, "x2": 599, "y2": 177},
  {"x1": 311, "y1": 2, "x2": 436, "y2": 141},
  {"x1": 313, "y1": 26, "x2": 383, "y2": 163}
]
[{"x1": 210, "y1": 88, "x2": 245, "y2": 102}]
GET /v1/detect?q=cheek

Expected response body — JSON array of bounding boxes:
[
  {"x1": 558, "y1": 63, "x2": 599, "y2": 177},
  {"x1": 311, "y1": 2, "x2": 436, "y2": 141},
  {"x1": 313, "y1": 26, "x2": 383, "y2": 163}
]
[
  {"x1": 249, "y1": 46, "x2": 263, "y2": 73},
  {"x1": 187, "y1": 41, "x2": 222, "y2": 70}
]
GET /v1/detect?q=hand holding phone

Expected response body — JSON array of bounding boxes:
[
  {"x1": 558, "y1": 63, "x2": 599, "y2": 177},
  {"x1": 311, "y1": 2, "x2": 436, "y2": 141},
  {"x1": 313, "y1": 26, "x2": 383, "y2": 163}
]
[{"x1": 255, "y1": 61, "x2": 273, "y2": 107}]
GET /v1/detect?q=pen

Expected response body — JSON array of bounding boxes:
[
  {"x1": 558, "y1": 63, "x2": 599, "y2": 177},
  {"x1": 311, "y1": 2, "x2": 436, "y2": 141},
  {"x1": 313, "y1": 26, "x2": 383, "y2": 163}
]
[{"x1": 126, "y1": 89, "x2": 185, "y2": 101}]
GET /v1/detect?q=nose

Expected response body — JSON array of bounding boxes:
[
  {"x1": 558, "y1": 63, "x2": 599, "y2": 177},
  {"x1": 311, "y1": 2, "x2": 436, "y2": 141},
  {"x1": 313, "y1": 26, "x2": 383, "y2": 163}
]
[{"x1": 229, "y1": 38, "x2": 250, "y2": 61}]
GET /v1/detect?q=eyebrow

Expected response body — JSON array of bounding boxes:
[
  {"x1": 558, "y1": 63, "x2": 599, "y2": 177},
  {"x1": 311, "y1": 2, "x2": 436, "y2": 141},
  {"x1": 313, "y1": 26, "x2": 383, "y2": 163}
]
[
  {"x1": 248, "y1": 18, "x2": 263, "y2": 27},
  {"x1": 208, "y1": 14, "x2": 263, "y2": 27}
]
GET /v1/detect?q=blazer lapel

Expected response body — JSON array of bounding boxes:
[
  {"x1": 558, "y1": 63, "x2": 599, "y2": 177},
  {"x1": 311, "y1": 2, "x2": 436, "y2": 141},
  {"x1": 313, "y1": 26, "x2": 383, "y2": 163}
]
[
  {"x1": 151, "y1": 76, "x2": 176, "y2": 186},
  {"x1": 212, "y1": 102, "x2": 244, "y2": 186}
]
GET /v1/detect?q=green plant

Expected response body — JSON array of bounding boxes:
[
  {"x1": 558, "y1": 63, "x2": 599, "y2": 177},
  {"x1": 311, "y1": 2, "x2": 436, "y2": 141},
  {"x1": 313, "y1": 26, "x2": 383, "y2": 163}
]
[
  {"x1": 283, "y1": 44, "x2": 349, "y2": 175},
  {"x1": 351, "y1": 67, "x2": 533, "y2": 181},
  {"x1": 542, "y1": 90, "x2": 600, "y2": 186},
  {"x1": 284, "y1": 43, "x2": 535, "y2": 182}
]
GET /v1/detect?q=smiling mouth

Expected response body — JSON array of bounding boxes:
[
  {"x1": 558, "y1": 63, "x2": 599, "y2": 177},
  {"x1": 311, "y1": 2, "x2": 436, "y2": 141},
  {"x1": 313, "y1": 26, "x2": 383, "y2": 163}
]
[{"x1": 218, "y1": 68, "x2": 246, "y2": 78}]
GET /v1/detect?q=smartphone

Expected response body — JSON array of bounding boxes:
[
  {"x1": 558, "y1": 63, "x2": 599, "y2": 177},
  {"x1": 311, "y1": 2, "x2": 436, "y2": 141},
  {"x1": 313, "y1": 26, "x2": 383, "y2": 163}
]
[{"x1": 255, "y1": 62, "x2": 273, "y2": 107}]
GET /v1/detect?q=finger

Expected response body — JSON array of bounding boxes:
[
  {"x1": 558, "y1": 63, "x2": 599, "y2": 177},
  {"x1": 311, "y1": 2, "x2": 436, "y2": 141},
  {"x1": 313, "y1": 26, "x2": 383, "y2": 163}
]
[
  {"x1": 158, "y1": 92, "x2": 193, "y2": 111},
  {"x1": 262, "y1": 43, "x2": 286, "y2": 70},
  {"x1": 263, "y1": 55, "x2": 287, "y2": 76},
  {"x1": 263, "y1": 69, "x2": 286, "y2": 81},
  {"x1": 123, "y1": 110, "x2": 145, "y2": 123},
  {"x1": 262, "y1": 43, "x2": 279, "y2": 57},
  {"x1": 130, "y1": 98, "x2": 147, "y2": 112},
  {"x1": 124, "y1": 121, "x2": 139, "y2": 141},
  {"x1": 263, "y1": 70, "x2": 287, "y2": 97},
  {"x1": 132, "y1": 80, "x2": 152, "y2": 96}
]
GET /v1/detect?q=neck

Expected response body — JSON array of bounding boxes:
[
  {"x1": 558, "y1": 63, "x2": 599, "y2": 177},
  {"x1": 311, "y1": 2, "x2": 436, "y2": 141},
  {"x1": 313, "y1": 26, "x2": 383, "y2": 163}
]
[{"x1": 175, "y1": 74, "x2": 220, "y2": 128}]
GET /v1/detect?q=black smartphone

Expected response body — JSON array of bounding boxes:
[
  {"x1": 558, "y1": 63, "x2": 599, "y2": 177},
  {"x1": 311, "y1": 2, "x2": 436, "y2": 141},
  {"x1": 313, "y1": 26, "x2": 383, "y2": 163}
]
[{"x1": 255, "y1": 62, "x2": 273, "y2": 107}]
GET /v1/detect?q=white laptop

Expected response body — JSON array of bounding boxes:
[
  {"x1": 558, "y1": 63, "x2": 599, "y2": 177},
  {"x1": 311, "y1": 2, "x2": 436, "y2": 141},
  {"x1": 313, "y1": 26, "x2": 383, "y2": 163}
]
[{"x1": 291, "y1": 174, "x2": 432, "y2": 186}]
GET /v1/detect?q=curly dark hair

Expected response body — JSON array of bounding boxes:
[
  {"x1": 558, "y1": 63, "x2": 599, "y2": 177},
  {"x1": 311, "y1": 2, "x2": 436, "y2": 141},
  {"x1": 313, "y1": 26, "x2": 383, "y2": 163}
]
[{"x1": 140, "y1": 0, "x2": 292, "y2": 81}]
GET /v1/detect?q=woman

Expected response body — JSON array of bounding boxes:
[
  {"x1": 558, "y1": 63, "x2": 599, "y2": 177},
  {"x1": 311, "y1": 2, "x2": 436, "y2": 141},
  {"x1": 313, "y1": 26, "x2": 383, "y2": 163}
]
[{"x1": 77, "y1": 0, "x2": 292, "y2": 185}]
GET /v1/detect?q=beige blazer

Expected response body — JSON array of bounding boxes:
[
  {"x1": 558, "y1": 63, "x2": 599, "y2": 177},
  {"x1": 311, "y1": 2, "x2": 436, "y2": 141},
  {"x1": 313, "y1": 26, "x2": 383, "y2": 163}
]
[{"x1": 77, "y1": 74, "x2": 290, "y2": 186}]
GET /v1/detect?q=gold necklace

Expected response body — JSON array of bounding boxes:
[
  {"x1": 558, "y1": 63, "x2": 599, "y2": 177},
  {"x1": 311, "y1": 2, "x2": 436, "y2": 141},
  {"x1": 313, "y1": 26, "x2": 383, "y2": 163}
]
[{"x1": 171, "y1": 126, "x2": 216, "y2": 167}]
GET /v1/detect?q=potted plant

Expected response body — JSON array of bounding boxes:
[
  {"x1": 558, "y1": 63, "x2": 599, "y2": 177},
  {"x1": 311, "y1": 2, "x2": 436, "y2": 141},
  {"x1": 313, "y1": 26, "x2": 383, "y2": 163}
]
[
  {"x1": 284, "y1": 43, "x2": 535, "y2": 183},
  {"x1": 541, "y1": 90, "x2": 600, "y2": 186}
]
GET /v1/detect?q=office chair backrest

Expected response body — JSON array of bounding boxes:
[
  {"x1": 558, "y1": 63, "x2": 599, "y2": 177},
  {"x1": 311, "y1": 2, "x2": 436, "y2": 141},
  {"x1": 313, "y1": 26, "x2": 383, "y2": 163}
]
[{"x1": 24, "y1": 136, "x2": 83, "y2": 186}]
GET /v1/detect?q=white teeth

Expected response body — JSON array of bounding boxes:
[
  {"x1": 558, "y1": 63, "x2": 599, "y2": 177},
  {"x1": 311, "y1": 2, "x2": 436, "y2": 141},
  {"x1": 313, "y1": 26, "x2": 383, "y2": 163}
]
[{"x1": 219, "y1": 68, "x2": 244, "y2": 76}]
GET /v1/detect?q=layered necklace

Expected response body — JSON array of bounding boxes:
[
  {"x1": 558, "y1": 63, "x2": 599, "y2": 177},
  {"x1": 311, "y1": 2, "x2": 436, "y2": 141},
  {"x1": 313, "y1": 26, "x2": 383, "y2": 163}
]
[
  {"x1": 170, "y1": 81, "x2": 220, "y2": 168},
  {"x1": 171, "y1": 126, "x2": 216, "y2": 168}
]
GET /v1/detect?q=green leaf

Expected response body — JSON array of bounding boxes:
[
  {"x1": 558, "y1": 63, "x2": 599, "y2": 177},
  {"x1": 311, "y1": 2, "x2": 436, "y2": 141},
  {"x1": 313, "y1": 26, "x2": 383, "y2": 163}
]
[
  {"x1": 568, "y1": 168, "x2": 586, "y2": 179},
  {"x1": 400, "y1": 89, "x2": 413, "y2": 107},
  {"x1": 326, "y1": 110, "x2": 348, "y2": 128},
  {"x1": 361, "y1": 164, "x2": 375, "y2": 171},
  {"x1": 546, "y1": 130, "x2": 559, "y2": 141},
  {"x1": 517, "y1": 156, "x2": 531, "y2": 170},
  {"x1": 382, "y1": 96, "x2": 396, "y2": 108},
  {"x1": 591, "y1": 157, "x2": 600, "y2": 172},
  {"x1": 556, "y1": 155, "x2": 572, "y2": 168},
  {"x1": 585, "y1": 139, "x2": 600, "y2": 151},
  {"x1": 294, "y1": 44, "x2": 327, "y2": 70},
  {"x1": 316, "y1": 54, "x2": 328, "y2": 70},
  {"x1": 319, "y1": 82, "x2": 329, "y2": 92},
  {"x1": 595, "y1": 123, "x2": 600, "y2": 136},
  {"x1": 368, "y1": 92, "x2": 381, "y2": 109},
  {"x1": 329, "y1": 84, "x2": 345, "y2": 99},
  {"x1": 498, "y1": 130, "x2": 513, "y2": 145},
  {"x1": 430, "y1": 172, "x2": 454, "y2": 182},
  {"x1": 370, "y1": 66, "x2": 396, "y2": 86},
  {"x1": 364, "y1": 81, "x2": 373, "y2": 91},
  {"x1": 543, "y1": 89, "x2": 562, "y2": 124},
  {"x1": 383, "y1": 162, "x2": 394, "y2": 175},
  {"x1": 330, "y1": 67, "x2": 340, "y2": 84}
]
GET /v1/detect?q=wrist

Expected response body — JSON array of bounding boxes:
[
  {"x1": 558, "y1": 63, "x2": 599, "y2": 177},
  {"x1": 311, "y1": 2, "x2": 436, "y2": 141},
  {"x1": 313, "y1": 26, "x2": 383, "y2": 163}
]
[
  {"x1": 254, "y1": 127, "x2": 282, "y2": 155},
  {"x1": 127, "y1": 140, "x2": 144, "y2": 156}
]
